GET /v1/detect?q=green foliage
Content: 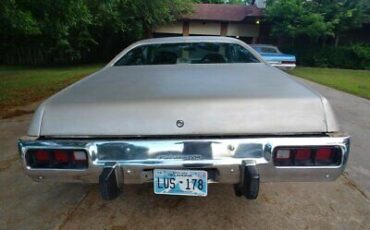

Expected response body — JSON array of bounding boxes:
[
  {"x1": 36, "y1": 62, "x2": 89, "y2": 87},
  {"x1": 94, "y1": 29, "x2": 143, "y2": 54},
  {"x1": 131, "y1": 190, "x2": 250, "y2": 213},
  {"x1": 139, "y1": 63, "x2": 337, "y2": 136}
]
[
  {"x1": 297, "y1": 13, "x2": 333, "y2": 39},
  {"x1": 266, "y1": 0, "x2": 300, "y2": 38},
  {"x1": 311, "y1": 0, "x2": 369, "y2": 33},
  {"x1": 284, "y1": 43, "x2": 370, "y2": 69},
  {"x1": 266, "y1": 0, "x2": 369, "y2": 69},
  {"x1": 265, "y1": 0, "x2": 368, "y2": 43},
  {"x1": 265, "y1": 0, "x2": 332, "y2": 40},
  {"x1": 0, "y1": 0, "x2": 193, "y2": 65},
  {"x1": 0, "y1": 0, "x2": 40, "y2": 36}
]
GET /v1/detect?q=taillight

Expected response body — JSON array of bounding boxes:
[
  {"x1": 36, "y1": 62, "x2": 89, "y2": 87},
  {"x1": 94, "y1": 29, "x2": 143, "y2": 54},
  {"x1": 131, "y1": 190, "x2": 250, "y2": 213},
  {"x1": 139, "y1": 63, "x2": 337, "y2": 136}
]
[
  {"x1": 54, "y1": 150, "x2": 69, "y2": 163},
  {"x1": 295, "y1": 149, "x2": 311, "y2": 160},
  {"x1": 316, "y1": 148, "x2": 332, "y2": 161},
  {"x1": 73, "y1": 151, "x2": 87, "y2": 161},
  {"x1": 273, "y1": 146, "x2": 341, "y2": 166},
  {"x1": 34, "y1": 150, "x2": 49, "y2": 162},
  {"x1": 26, "y1": 149, "x2": 88, "y2": 169}
]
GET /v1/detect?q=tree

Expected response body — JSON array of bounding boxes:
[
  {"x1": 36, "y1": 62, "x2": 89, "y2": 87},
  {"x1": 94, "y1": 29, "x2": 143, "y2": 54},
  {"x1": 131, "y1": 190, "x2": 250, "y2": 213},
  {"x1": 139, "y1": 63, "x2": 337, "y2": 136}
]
[
  {"x1": 87, "y1": 0, "x2": 193, "y2": 60},
  {"x1": 0, "y1": 0, "x2": 194, "y2": 64},
  {"x1": 0, "y1": 0, "x2": 40, "y2": 36},
  {"x1": 0, "y1": 0, "x2": 94, "y2": 63},
  {"x1": 265, "y1": 0, "x2": 368, "y2": 47},
  {"x1": 309, "y1": 0, "x2": 369, "y2": 46},
  {"x1": 119, "y1": 0, "x2": 193, "y2": 37},
  {"x1": 265, "y1": 0, "x2": 332, "y2": 45}
]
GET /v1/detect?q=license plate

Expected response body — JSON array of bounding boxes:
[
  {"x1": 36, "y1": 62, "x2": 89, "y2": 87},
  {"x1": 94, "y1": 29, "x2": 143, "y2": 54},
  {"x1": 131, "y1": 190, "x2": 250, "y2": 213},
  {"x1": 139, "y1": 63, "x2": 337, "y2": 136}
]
[{"x1": 153, "y1": 169, "x2": 208, "y2": 197}]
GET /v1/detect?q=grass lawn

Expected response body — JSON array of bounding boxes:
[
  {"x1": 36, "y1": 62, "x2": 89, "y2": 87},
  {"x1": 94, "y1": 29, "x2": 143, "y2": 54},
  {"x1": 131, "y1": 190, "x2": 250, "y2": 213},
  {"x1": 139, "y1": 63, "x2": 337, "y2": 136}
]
[
  {"x1": 0, "y1": 65, "x2": 102, "y2": 117},
  {"x1": 289, "y1": 67, "x2": 370, "y2": 99}
]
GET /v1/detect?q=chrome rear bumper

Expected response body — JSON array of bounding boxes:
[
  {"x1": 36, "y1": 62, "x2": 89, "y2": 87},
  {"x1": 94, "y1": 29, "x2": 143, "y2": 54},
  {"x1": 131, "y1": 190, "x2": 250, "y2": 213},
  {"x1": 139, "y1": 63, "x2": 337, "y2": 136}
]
[{"x1": 19, "y1": 135, "x2": 350, "y2": 184}]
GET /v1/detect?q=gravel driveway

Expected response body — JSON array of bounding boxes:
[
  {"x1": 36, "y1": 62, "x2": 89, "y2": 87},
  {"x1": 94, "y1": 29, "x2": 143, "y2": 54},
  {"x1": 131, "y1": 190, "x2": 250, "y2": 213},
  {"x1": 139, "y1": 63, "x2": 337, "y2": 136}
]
[{"x1": 0, "y1": 78, "x2": 369, "y2": 230}]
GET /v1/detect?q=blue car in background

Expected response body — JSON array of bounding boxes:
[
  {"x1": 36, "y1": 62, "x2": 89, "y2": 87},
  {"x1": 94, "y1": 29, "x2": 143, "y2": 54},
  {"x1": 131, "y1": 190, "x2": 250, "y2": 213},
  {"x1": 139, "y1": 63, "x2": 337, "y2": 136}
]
[{"x1": 250, "y1": 44, "x2": 296, "y2": 70}]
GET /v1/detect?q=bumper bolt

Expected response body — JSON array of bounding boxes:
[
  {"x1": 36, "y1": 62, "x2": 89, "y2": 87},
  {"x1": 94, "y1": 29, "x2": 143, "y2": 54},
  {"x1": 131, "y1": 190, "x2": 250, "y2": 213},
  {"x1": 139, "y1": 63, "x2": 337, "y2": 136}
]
[{"x1": 228, "y1": 145, "x2": 235, "y2": 151}]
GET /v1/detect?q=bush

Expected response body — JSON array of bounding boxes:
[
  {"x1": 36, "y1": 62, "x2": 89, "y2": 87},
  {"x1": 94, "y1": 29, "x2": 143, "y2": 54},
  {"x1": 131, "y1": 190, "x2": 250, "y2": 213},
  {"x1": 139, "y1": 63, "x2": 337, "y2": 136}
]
[
  {"x1": 350, "y1": 44, "x2": 370, "y2": 69},
  {"x1": 281, "y1": 43, "x2": 370, "y2": 69}
]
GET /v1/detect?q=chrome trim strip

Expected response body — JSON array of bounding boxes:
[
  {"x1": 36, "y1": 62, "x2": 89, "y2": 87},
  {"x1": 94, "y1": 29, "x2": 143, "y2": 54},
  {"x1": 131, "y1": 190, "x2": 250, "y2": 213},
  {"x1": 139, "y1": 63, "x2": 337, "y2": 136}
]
[
  {"x1": 271, "y1": 63, "x2": 296, "y2": 69},
  {"x1": 19, "y1": 135, "x2": 350, "y2": 184}
]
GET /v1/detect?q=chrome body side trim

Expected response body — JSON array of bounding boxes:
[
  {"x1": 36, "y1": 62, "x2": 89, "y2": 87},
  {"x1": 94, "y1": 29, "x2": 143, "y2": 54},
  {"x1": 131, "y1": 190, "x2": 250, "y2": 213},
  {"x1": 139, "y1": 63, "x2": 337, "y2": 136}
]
[
  {"x1": 19, "y1": 135, "x2": 350, "y2": 184},
  {"x1": 271, "y1": 63, "x2": 296, "y2": 70}
]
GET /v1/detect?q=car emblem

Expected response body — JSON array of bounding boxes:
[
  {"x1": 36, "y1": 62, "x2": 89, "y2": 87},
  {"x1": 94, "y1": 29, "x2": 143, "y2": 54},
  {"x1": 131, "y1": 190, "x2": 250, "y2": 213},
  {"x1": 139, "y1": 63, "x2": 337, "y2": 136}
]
[{"x1": 176, "y1": 120, "x2": 184, "y2": 128}]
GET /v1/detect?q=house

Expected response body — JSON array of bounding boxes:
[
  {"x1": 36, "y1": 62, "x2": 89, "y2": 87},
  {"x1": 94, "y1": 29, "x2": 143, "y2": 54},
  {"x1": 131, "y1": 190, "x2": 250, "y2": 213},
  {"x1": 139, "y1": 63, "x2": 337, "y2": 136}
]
[{"x1": 152, "y1": 3, "x2": 266, "y2": 44}]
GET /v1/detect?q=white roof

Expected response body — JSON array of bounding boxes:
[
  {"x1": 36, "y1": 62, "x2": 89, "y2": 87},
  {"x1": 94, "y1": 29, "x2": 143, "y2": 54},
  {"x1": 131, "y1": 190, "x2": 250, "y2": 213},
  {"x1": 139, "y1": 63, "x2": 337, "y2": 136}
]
[{"x1": 134, "y1": 36, "x2": 243, "y2": 45}]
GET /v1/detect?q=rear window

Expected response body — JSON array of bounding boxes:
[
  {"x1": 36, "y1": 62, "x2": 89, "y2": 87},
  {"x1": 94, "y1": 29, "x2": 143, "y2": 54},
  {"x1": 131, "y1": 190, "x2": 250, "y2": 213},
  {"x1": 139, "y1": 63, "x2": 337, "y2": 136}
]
[
  {"x1": 114, "y1": 42, "x2": 260, "y2": 66},
  {"x1": 256, "y1": 47, "x2": 279, "y2": 53}
]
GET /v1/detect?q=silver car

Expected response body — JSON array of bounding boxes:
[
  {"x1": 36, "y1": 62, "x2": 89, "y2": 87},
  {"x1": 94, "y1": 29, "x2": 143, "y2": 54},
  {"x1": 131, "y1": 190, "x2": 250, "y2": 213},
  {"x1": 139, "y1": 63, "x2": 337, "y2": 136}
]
[{"x1": 19, "y1": 37, "x2": 350, "y2": 200}]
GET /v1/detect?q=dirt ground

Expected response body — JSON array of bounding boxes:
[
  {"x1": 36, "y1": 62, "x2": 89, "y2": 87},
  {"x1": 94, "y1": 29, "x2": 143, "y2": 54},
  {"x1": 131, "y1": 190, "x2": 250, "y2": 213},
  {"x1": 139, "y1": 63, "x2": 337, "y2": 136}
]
[{"x1": 0, "y1": 79, "x2": 369, "y2": 230}]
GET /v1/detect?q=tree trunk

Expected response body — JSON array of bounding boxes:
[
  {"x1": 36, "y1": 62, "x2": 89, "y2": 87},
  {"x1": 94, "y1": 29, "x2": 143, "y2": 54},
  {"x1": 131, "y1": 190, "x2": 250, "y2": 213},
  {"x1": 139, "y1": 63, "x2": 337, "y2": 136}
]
[{"x1": 335, "y1": 36, "x2": 340, "y2": 47}]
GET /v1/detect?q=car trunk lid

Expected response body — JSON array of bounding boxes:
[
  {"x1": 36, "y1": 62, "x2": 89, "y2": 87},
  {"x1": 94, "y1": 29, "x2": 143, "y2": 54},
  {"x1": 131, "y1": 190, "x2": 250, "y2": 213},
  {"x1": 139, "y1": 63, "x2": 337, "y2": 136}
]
[{"x1": 33, "y1": 63, "x2": 328, "y2": 136}]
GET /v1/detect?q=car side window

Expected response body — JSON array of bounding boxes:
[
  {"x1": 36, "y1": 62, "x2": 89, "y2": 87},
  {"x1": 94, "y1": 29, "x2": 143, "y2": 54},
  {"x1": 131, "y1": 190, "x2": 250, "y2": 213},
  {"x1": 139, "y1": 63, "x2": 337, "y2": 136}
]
[
  {"x1": 259, "y1": 47, "x2": 279, "y2": 53},
  {"x1": 228, "y1": 44, "x2": 260, "y2": 63},
  {"x1": 114, "y1": 46, "x2": 146, "y2": 65}
]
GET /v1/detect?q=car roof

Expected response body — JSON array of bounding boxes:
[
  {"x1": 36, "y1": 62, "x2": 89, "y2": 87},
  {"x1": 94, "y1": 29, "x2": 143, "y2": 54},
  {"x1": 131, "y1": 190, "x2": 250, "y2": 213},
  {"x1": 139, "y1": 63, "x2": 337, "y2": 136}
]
[{"x1": 131, "y1": 36, "x2": 248, "y2": 46}]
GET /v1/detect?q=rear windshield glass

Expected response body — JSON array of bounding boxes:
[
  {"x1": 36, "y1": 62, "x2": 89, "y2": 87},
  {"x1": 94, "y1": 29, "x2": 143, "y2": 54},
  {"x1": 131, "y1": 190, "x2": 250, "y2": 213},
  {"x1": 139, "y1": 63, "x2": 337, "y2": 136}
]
[{"x1": 114, "y1": 42, "x2": 260, "y2": 66}]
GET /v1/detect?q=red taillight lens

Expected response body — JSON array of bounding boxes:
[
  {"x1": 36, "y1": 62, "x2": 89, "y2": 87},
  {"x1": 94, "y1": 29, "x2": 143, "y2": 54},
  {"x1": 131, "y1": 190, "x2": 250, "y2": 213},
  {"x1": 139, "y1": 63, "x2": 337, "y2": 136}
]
[
  {"x1": 26, "y1": 149, "x2": 88, "y2": 169},
  {"x1": 274, "y1": 146, "x2": 341, "y2": 166},
  {"x1": 295, "y1": 149, "x2": 311, "y2": 160},
  {"x1": 54, "y1": 150, "x2": 69, "y2": 163},
  {"x1": 34, "y1": 150, "x2": 49, "y2": 161},
  {"x1": 316, "y1": 148, "x2": 332, "y2": 161}
]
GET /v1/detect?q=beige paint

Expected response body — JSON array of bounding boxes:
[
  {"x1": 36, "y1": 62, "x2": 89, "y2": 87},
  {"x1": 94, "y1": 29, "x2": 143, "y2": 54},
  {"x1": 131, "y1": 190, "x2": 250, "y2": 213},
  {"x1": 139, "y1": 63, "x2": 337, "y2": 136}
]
[
  {"x1": 2, "y1": 83, "x2": 370, "y2": 230},
  {"x1": 227, "y1": 24, "x2": 259, "y2": 37},
  {"x1": 153, "y1": 22, "x2": 259, "y2": 38},
  {"x1": 189, "y1": 22, "x2": 221, "y2": 35},
  {"x1": 153, "y1": 22, "x2": 183, "y2": 34},
  {"x1": 155, "y1": 22, "x2": 222, "y2": 36}
]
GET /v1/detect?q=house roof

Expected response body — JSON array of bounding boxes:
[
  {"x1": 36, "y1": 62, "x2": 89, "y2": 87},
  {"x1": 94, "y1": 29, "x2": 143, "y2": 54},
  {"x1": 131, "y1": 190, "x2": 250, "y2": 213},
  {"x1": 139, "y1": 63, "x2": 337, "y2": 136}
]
[{"x1": 183, "y1": 3, "x2": 263, "y2": 22}]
